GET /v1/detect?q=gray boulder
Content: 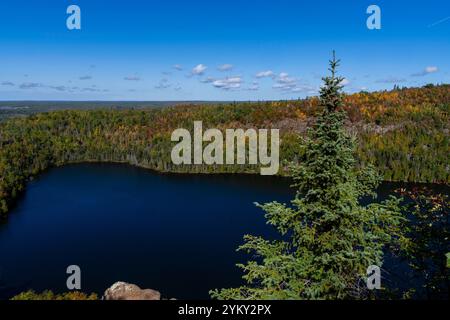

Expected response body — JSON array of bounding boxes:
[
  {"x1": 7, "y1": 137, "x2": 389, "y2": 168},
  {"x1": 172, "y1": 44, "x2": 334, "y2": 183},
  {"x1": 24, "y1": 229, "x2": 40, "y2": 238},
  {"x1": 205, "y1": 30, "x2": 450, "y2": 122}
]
[{"x1": 103, "y1": 281, "x2": 161, "y2": 300}]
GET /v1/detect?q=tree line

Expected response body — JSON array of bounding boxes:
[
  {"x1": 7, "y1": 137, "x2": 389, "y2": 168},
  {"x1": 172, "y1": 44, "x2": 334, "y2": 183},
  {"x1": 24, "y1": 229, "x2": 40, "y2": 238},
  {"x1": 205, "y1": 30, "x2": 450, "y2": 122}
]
[{"x1": 0, "y1": 84, "x2": 448, "y2": 217}]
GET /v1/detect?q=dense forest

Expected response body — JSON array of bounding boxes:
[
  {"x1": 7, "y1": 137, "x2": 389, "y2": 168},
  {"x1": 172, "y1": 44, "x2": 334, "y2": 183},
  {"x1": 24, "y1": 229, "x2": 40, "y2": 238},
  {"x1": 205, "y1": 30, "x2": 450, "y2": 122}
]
[
  {"x1": 0, "y1": 84, "x2": 449, "y2": 217},
  {"x1": 211, "y1": 56, "x2": 448, "y2": 300}
]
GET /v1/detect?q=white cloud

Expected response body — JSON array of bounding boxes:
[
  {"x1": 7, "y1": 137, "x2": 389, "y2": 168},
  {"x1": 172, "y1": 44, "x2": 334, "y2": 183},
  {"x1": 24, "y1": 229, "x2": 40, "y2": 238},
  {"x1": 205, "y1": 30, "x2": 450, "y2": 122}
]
[
  {"x1": 192, "y1": 64, "x2": 207, "y2": 75},
  {"x1": 218, "y1": 64, "x2": 233, "y2": 71},
  {"x1": 411, "y1": 66, "x2": 439, "y2": 77},
  {"x1": 173, "y1": 64, "x2": 183, "y2": 71},
  {"x1": 247, "y1": 82, "x2": 259, "y2": 91},
  {"x1": 256, "y1": 70, "x2": 275, "y2": 78},
  {"x1": 212, "y1": 76, "x2": 242, "y2": 90},
  {"x1": 273, "y1": 72, "x2": 298, "y2": 91},
  {"x1": 277, "y1": 72, "x2": 296, "y2": 84},
  {"x1": 19, "y1": 82, "x2": 44, "y2": 89},
  {"x1": 340, "y1": 78, "x2": 350, "y2": 86},
  {"x1": 273, "y1": 83, "x2": 296, "y2": 90},
  {"x1": 290, "y1": 85, "x2": 316, "y2": 94},
  {"x1": 200, "y1": 77, "x2": 215, "y2": 83},
  {"x1": 270, "y1": 72, "x2": 316, "y2": 94}
]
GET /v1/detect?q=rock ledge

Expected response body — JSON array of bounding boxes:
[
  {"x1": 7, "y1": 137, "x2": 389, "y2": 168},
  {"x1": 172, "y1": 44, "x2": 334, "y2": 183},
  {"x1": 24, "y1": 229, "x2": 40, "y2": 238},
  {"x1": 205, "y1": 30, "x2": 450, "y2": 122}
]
[{"x1": 103, "y1": 281, "x2": 161, "y2": 300}]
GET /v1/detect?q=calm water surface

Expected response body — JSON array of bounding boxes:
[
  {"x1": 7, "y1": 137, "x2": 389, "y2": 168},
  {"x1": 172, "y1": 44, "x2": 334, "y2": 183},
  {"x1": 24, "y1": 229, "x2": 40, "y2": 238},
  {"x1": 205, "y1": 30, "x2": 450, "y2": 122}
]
[{"x1": 0, "y1": 163, "x2": 447, "y2": 299}]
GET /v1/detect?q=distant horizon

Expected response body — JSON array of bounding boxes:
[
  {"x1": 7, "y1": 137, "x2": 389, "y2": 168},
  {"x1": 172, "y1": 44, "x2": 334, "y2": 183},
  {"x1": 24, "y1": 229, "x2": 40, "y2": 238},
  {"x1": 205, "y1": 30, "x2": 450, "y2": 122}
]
[
  {"x1": 1, "y1": 0, "x2": 449, "y2": 100},
  {"x1": 0, "y1": 82, "x2": 448, "y2": 104}
]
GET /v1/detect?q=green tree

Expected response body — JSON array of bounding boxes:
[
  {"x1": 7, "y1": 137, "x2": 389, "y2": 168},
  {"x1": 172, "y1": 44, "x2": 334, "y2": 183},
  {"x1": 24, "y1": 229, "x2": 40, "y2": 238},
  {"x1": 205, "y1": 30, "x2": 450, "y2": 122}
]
[
  {"x1": 11, "y1": 290, "x2": 98, "y2": 300},
  {"x1": 211, "y1": 53, "x2": 407, "y2": 300}
]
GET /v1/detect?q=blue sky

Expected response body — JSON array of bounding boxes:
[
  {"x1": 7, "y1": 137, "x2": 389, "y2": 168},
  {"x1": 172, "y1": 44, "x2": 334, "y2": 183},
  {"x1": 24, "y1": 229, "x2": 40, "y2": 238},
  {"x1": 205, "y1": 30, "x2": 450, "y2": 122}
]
[{"x1": 0, "y1": 0, "x2": 449, "y2": 101}]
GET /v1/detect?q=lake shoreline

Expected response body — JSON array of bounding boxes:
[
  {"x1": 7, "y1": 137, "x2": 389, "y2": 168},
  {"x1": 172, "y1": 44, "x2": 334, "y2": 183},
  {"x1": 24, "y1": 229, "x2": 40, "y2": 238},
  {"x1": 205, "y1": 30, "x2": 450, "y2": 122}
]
[
  {"x1": 1, "y1": 159, "x2": 447, "y2": 221},
  {"x1": 0, "y1": 163, "x2": 448, "y2": 299}
]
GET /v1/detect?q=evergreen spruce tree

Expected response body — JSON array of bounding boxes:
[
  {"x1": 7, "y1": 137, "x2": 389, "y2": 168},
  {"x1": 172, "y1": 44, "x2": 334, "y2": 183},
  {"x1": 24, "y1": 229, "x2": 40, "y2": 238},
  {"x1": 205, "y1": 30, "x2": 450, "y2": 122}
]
[{"x1": 211, "y1": 52, "x2": 407, "y2": 300}]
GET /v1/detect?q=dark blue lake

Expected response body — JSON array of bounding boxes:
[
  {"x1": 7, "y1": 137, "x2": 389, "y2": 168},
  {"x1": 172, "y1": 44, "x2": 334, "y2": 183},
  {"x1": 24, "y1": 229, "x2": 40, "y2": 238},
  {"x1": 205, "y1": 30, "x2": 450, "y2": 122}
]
[
  {"x1": 0, "y1": 163, "x2": 292, "y2": 299},
  {"x1": 0, "y1": 163, "x2": 448, "y2": 299}
]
